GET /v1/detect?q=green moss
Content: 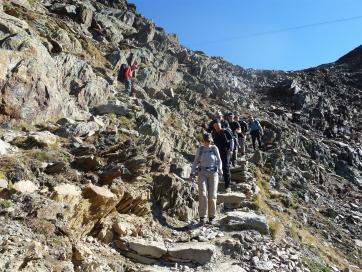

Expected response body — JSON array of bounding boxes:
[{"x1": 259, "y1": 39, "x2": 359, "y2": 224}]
[
  {"x1": 26, "y1": 148, "x2": 71, "y2": 163},
  {"x1": 28, "y1": 0, "x2": 39, "y2": 7},
  {"x1": 0, "y1": 199, "x2": 12, "y2": 209},
  {"x1": 118, "y1": 116, "x2": 136, "y2": 130}
]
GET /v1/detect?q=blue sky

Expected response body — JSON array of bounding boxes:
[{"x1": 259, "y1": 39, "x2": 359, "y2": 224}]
[{"x1": 130, "y1": 0, "x2": 362, "y2": 71}]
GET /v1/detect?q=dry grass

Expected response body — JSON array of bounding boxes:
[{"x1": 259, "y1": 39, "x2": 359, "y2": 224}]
[{"x1": 253, "y1": 168, "x2": 351, "y2": 271}]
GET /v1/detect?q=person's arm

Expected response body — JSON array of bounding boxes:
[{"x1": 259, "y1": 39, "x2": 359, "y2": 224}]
[
  {"x1": 214, "y1": 146, "x2": 223, "y2": 174},
  {"x1": 225, "y1": 131, "x2": 234, "y2": 151},
  {"x1": 191, "y1": 147, "x2": 201, "y2": 175},
  {"x1": 235, "y1": 122, "x2": 241, "y2": 134}
]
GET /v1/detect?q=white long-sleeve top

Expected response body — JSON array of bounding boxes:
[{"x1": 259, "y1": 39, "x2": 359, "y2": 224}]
[{"x1": 191, "y1": 145, "x2": 222, "y2": 174}]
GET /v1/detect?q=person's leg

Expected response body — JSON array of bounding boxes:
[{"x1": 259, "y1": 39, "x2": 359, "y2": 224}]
[
  {"x1": 221, "y1": 151, "x2": 231, "y2": 189},
  {"x1": 233, "y1": 147, "x2": 238, "y2": 166},
  {"x1": 207, "y1": 172, "x2": 219, "y2": 219},
  {"x1": 257, "y1": 131, "x2": 262, "y2": 149},
  {"x1": 124, "y1": 80, "x2": 132, "y2": 95},
  {"x1": 198, "y1": 172, "x2": 208, "y2": 219},
  {"x1": 241, "y1": 136, "x2": 246, "y2": 155},
  {"x1": 251, "y1": 132, "x2": 257, "y2": 150}
]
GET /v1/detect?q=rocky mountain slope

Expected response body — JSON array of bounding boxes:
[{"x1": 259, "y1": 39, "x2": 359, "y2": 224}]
[{"x1": 0, "y1": 0, "x2": 361, "y2": 271}]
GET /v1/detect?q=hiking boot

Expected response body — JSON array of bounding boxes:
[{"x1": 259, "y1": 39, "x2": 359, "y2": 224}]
[
  {"x1": 199, "y1": 217, "x2": 207, "y2": 225},
  {"x1": 208, "y1": 217, "x2": 216, "y2": 225}
]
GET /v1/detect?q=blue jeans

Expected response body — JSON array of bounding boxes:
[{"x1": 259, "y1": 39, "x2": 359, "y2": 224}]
[{"x1": 124, "y1": 79, "x2": 132, "y2": 95}]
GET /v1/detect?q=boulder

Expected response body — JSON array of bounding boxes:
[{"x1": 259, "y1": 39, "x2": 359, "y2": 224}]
[
  {"x1": 12, "y1": 180, "x2": 38, "y2": 194},
  {"x1": 113, "y1": 220, "x2": 136, "y2": 237},
  {"x1": 71, "y1": 155, "x2": 103, "y2": 171},
  {"x1": 0, "y1": 179, "x2": 8, "y2": 189},
  {"x1": 78, "y1": 7, "x2": 93, "y2": 27},
  {"x1": 167, "y1": 242, "x2": 215, "y2": 264},
  {"x1": 153, "y1": 174, "x2": 198, "y2": 221},
  {"x1": 57, "y1": 121, "x2": 100, "y2": 138},
  {"x1": 53, "y1": 184, "x2": 119, "y2": 238},
  {"x1": 214, "y1": 262, "x2": 247, "y2": 272},
  {"x1": 0, "y1": 139, "x2": 18, "y2": 155},
  {"x1": 44, "y1": 161, "x2": 67, "y2": 175},
  {"x1": 249, "y1": 150, "x2": 264, "y2": 166},
  {"x1": 221, "y1": 211, "x2": 269, "y2": 234},
  {"x1": 142, "y1": 101, "x2": 159, "y2": 120},
  {"x1": 52, "y1": 184, "x2": 82, "y2": 205},
  {"x1": 71, "y1": 144, "x2": 97, "y2": 156},
  {"x1": 126, "y1": 238, "x2": 167, "y2": 259},
  {"x1": 49, "y1": 3, "x2": 77, "y2": 16},
  {"x1": 99, "y1": 166, "x2": 124, "y2": 185},
  {"x1": 93, "y1": 103, "x2": 130, "y2": 116}
]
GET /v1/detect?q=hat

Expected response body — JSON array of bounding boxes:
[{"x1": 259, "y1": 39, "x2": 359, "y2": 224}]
[{"x1": 203, "y1": 133, "x2": 213, "y2": 142}]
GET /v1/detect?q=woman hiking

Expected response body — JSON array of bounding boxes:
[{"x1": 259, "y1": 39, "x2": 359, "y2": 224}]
[{"x1": 190, "y1": 133, "x2": 223, "y2": 225}]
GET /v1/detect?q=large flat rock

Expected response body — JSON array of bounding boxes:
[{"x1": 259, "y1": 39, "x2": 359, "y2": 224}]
[
  {"x1": 217, "y1": 192, "x2": 246, "y2": 205},
  {"x1": 221, "y1": 211, "x2": 269, "y2": 234},
  {"x1": 167, "y1": 242, "x2": 215, "y2": 264},
  {"x1": 13, "y1": 180, "x2": 38, "y2": 194},
  {"x1": 127, "y1": 239, "x2": 167, "y2": 259},
  {"x1": 0, "y1": 139, "x2": 18, "y2": 155}
]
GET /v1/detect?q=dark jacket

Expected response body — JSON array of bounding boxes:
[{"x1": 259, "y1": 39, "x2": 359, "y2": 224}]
[{"x1": 212, "y1": 130, "x2": 233, "y2": 153}]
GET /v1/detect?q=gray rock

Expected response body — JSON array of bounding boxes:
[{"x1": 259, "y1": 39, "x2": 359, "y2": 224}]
[
  {"x1": 0, "y1": 139, "x2": 18, "y2": 155},
  {"x1": 153, "y1": 174, "x2": 198, "y2": 221},
  {"x1": 57, "y1": 121, "x2": 100, "y2": 137},
  {"x1": 254, "y1": 260, "x2": 274, "y2": 271},
  {"x1": 127, "y1": 239, "x2": 167, "y2": 259},
  {"x1": 221, "y1": 211, "x2": 269, "y2": 234},
  {"x1": 93, "y1": 103, "x2": 130, "y2": 116},
  {"x1": 217, "y1": 192, "x2": 246, "y2": 205},
  {"x1": 142, "y1": 101, "x2": 160, "y2": 120},
  {"x1": 215, "y1": 262, "x2": 247, "y2": 272},
  {"x1": 28, "y1": 131, "x2": 58, "y2": 147},
  {"x1": 12, "y1": 180, "x2": 38, "y2": 194},
  {"x1": 167, "y1": 242, "x2": 215, "y2": 264},
  {"x1": 72, "y1": 156, "x2": 103, "y2": 171},
  {"x1": 44, "y1": 161, "x2": 67, "y2": 175}
]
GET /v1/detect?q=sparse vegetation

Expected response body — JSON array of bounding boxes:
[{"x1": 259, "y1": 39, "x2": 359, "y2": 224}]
[
  {"x1": 0, "y1": 199, "x2": 12, "y2": 209},
  {"x1": 302, "y1": 257, "x2": 332, "y2": 272}
]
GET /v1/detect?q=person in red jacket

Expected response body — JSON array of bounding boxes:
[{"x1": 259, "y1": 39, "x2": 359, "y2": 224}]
[{"x1": 124, "y1": 62, "x2": 138, "y2": 96}]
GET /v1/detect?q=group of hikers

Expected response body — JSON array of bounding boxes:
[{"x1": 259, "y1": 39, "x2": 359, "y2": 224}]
[
  {"x1": 190, "y1": 112, "x2": 264, "y2": 225},
  {"x1": 117, "y1": 61, "x2": 264, "y2": 225}
]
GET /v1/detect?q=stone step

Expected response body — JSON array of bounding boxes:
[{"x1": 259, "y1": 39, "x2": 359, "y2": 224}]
[
  {"x1": 120, "y1": 239, "x2": 215, "y2": 265},
  {"x1": 167, "y1": 242, "x2": 215, "y2": 264},
  {"x1": 217, "y1": 192, "x2": 246, "y2": 205},
  {"x1": 220, "y1": 211, "x2": 269, "y2": 234}
]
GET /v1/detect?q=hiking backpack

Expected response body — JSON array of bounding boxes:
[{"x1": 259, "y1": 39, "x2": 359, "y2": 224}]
[{"x1": 117, "y1": 64, "x2": 128, "y2": 82}]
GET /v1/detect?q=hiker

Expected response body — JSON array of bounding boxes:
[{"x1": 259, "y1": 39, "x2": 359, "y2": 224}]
[
  {"x1": 207, "y1": 111, "x2": 230, "y2": 133},
  {"x1": 212, "y1": 121, "x2": 233, "y2": 192},
  {"x1": 249, "y1": 117, "x2": 263, "y2": 150},
  {"x1": 234, "y1": 113, "x2": 248, "y2": 155},
  {"x1": 118, "y1": 62, "x2": 138, "y2": 96},
  {"x1": 190, "y1": 133, "x2": 222, "y2": 225},
  {"x1": 226, "y1": 112, "x2": 241, "y2": 167}
]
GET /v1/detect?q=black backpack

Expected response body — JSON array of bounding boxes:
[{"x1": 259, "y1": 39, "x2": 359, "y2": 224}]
[{"x1": 117, "y1": 64, "x2": 128, "y2": 82}]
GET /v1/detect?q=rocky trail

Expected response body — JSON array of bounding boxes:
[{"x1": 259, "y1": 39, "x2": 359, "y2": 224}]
[{"x1": 0, "y1": 0, "x2": 361, "y2": 271}]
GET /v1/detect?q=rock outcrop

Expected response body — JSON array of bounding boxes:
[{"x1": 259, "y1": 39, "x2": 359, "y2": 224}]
[{"x1": 0, "y1": 0, "x2": 361, "y2": 271}]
